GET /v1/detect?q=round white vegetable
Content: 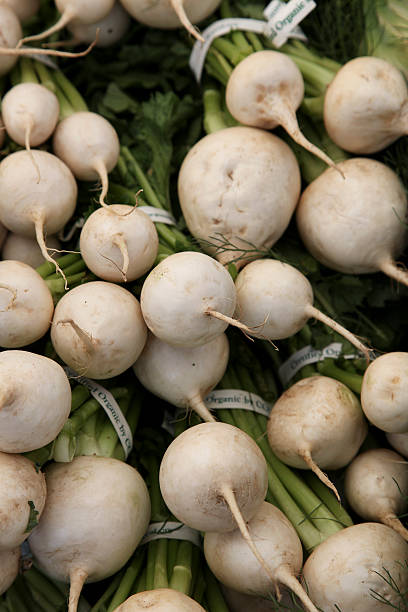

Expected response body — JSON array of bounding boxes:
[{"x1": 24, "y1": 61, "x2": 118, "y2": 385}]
[
  {"x1": 324, "y1": 56, "x2": 408, "y2": 154},
  {"x1": 67, "y1": 2, "x2": 131, "y2": 47},
  {"x1": 0, "y1": 350, "x2": 71, "y2": 453},
  {"x1": 2, "y1": 233, "x2": 60, "y2": 268},
  {"x1": 0, "y1": 260, "x2": 54, "y2": 348},
  {"x1": 112, "y1": 589, "x2": 206, "y2": 611},
  {"x1": 361, "y1": 352, "x2": 408, "y2": 433},
  {"x1": 296, "y1": 157, "x2": 408, "y2": 286},
  {"x1": 29, "y1": 455, "x2": 151, "y2": 612},
  {"x1": 133, "y1": 332, "x2": 229, "y2": 423},
  {"x1": 0, "y1": 4, "x2": 22, "y2": 76},
  {"x1": 387, "y1": 432, "x2": 408, "y2": 458},
  {"x1": 79, "y1": 204, "x2": 158, "y2": 282},
  {"x1": 2, "y1": 0, "x2": 40, "y2": 21},
  {"x1": 302, "y1": 522, "x2": 408, "y2": 611},
  {"x1": 51, "y1": 281, "x2": 147, "y2": 379},
  {"x1": 0, "y1": 548, "x2": 20, "y2": 595},
  {"x1": 178, "y1": 127, "x2": 301, "y2": 268},
  {"x1": 267, "y1": 375, "x2": 367, "y2": 499},
  {"x1": 0, "y1": 451, "x2": 46, "y2": 548}
]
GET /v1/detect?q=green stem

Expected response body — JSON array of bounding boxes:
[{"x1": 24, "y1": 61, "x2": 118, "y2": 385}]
[
  {"x1": 23, "y1": 566, "x2": 66, "y2": 607},
  {"x1": 36, "y1": 252, "x2": 82, "y2": 279},
  {"x1": 90, "y1": 570, "x2": 125, "y2": 612},
  {"x1": 169, "y1": 541, "x2": 193, "y2": 595},
  {"x1": 71, "y1": 385, "x2": 91, "y2": 412},
  {"x1": 167, "y1": 540, "x2": 179, "y2": 582},
  {"x1": 317, "y1": 359, "x2": 363, "y2": 394},
  {"x1": 153, "y1": 539, "x2": 169, "y2": 589},
  {"x1": 46, "y1": 259, "x2": 87, "y2": 279},
  {"x1": 106, "y1": 550, "x2": 145, "y2": 612},
  {"x1": 20, "y1": 58, "x2": 38, "y2": 83},
  {"x1": 302, "y1": 471, "x2": 353, "y2": 528},
  {"x1": 203, "y1": 87, "x2": 229, "y2": 134},
  {"x1": 120, "y1": 147, "x2": 163, "y2": 210},
  {"x1": 203, "y1": 566, "x2": 230, "y2": 612},
  {"x1": 51, "y1": 69, "x2": 88, "y2": 113},
  {"x1": 145, "y1": 540, "x2": 158, "y2": 591}
]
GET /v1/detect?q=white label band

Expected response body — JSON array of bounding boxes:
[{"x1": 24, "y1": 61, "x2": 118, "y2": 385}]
[
  {"x1": 265, "y1": 0, "x2": 316, "y2": 46},
  {"x1": 141, "y1": 522, "x2": 201, "y2": 548},
  {"x1": 204, "y1": 389, "x2": 272, "y2": 417},
  {"x1": 138, "y1": 206, "x2": 176, "y2": 226},
  {"x1": 64, "y1": 367, "x2": 133, "y2": 458}
]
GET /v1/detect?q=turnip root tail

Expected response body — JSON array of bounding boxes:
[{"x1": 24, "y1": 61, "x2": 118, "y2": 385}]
[
  {"x1": 189, "y1": 394, "x2": 216, "y2": 423},
  {"x1": 111, "y1": 234, "x2": 129, "y2": 282},
  {"x1": 380, "y1": 259, "x2": 408, "y2": 288},
  {"x1": 299, "y1": 449, "x2": 341, "y2": 502},
  {"x1": 68, "y1": 567, "x2": 88, "y2": 612},
  {"x1": 0, "y1": 39, "x2": 97, "y2": 59},
  {"x1": 382, "y1": 513, "x2": 408, "y2": 542},
  {"x1": 220, "y1": 484, "x2": 280, "y2": 596},
  {"x1": 18, "y1": 8, "x2": 76, "y2": 47},
  {"x1": 275, "y1": 567, "x2": 319, "y2": 612},
  {"x1": 305, "y1": 304, "x2": 372, "y2": 364},
  {"x1": 34, "y1": 214, "x2": 68, "y2": 290},
  {"x1": 170, "y1": 0, "x2": 205, "y2": 42},
  {"x1": 24, "y1": 116, "x2": 41, "y2": 184},
  {"x1": 56, "y1": 319, "x2": 96, "y2": 361},
  {"x1": 272, "y1": 101, "x2": 343, "y2": 176},
  {"x1": 93, "y1": 158, "x2": 111, "y2": 210},
  {"x1": 205, "y1": 307, "x2": 256, "y2": 341}
]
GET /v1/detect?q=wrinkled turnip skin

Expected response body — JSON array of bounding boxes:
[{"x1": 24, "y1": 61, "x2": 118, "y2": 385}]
[
  {"x1": 0, "y1": 452, "x2": 46, "y2": 549},
  {"x1": 2, "y1": 233, "x2": 60, "y2": 268},
  {"x1": 324, "y1": 56, "x2": 408, "y2": 154},
  {"x1": 0, "y1": 5, "x2": 22, "y2": 76},
  {"x1": 119, "y1": 0, "x2": 221, "y2": 29},
  {"x1": 302, "y1": 523, "x2": 408, "y2": 611},
  {"x1": 267, "y1": 376, "x2": 367, "y2": 470},
  {"x1": 178, "y1": 127, "x2": 300, "y2": 266},
  {"x1": 29, "y1": 456, "x2": 151, "y2": 583},
  {"x1": 141, "y1": 252, "x2": 236, "y2": 347},
  {"x1": 67, "y1": 2, "x2": 130, "y2": 46},
  {"x1": 113, "y1": 588, "x2": 206, "y2": 611},
  {"x1": 55, "y1": 0, "x2": 115, "y2": 24},
  {"x1": 361, "y1": 352, "x2": 408, "y2": 432},
  {"x1": 160, "y1": 422, "x2": 268, "y2": 533},
  {"x1": 296, "y1": 158, "x2": 407, "y2": 274},
  {"x1": 0, "y1": 548, "x2": 20, "y2": 595}
]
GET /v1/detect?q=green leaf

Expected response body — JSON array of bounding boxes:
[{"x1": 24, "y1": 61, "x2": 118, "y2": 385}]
[{"x1": 25, "y1": 501, "x2": 39, "y2": 533}]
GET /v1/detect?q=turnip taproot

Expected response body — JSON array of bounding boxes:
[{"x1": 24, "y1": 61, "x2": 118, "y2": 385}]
[
  {"x1": 29, "y1": 455, "x2": 151, "y2": 612},
  {"x1": 51, "y1": 281, "x2": 147, "y2": 379},
  {"x1": 113, "y1": 589, "x2": 206, "y2": 611},
  {"x1": 302, "y1": 522, "x2": 408, "y2": 611},
  {"x1": 2, "y1": 232, "x2": 60, "y2": 268},
  {"x1": 267, "y1": 375, "x2": 367, "y2": 500},
  {"x1": 178, "y1": 127, "x2": 301, "y2": 268},
  {"x1": 0, "y1": 350, "x2": 71, "y2": 453},
  {"x1": 226, "y1": 51, "x2": 340, "y2": 172},
  {"x1": 0, "y1": 451, "x2": 46, "y2": 549},
  {"x1": 133, "y1": 332, "x2": 229, "y2": 423},
  {"x1": 205, "y1": 502, "x2": 319, "y2": 612},
  {"x1": 67, "y1": 2, "x2": 130, "y2": 47},
  {"x1": 324, "y1": 56, "x2": 408, "y2": 153},
  {"x1": 361, "y1": 352, "x2": 408, "y2": 432},
  {"x1": 296, "y1": 157, "x2": 408, "y2": 286},
  {"x1": 344, "y1": 448, "x2": 408, "y2": 541},
  {"x1": 0, "y1": 548, "x2": 20, "y2": 595}
]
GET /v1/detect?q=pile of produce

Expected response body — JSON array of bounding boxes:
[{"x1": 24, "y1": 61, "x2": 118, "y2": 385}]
[{"x1": 0, "y1": 0, "x2": 407, "y2": 610}]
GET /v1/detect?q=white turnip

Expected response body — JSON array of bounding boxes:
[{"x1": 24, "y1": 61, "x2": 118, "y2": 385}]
[
  {"x1": 0, "y1": 548, "x2": 20, "y2": 595},
  {"x1": 0, "y1": 451, "x2": 46, "y2": 549},
  {"x1": 226, "y1": 51, "x2": 340, "y2": 172},
  {"x1": 113, "y1": 589, "x2": 206, "y2": 611},
  {"x1": 178, "y1": 127, "x2": 301, "y2": 268},
  {"x1": 267, "y1": 375, "x2": 367, "y2": 500},
  {"x1": 79, "y1": 204, "x2": 158, "y2": 282},
  {"x1": 0, "y1": 260, "x2": 54, "y2": 348},
  {"x1": 1, "y1": 0, "x2": 40, "y2": 21},
  {"x1": 2, "y1": 232, "x2": 60, "y2": 268},
  {"x1": 302, "y1": 522, "x2": 408, "y2": 611},
  {"x1": 0, "y1": 4, "x2": 22, "y2": 76},
  {"x1": 133, "y1": 332, "x2": 229, "y2": 423},
  {"x1": 28, "y1": 455, "x2": 151, "y2": 612},
  {"x1": 344, "y1": 448, "x2": 408, "y2": 541},
  {"x1": 387, "y1": 432, "x2": 408, "y2": 459},
  {"x1": 0, "y1": 350, "x2": 71, "y2": 453},
  {"x1": 296, "y1": 157, "x2": 408, "y2": 287},
  {"x1": 205, "y1": 502, "x2": 319, "y2": 612},
  {"x1": 361, "y1": 352, "x2": 408, "y2": 433},
  {"x1": 51, "y1": 281, "x2": 147, "y2": 379},
  {"x1": 67, "y1": 2, "x2": 130, "y2": 47},
  {"x1": 324, "y1": 56, "x2": 408, "y2": 154}
]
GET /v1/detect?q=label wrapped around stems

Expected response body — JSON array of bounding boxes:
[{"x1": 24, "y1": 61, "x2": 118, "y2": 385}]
[
  {"x1": 137, "y1": 206, "x2": 176, "y2": 226},
  {"x1": 264, "y1": 0, "x2": 316, "y2": 46},
  {"x1": 64, "y1": 367, "x2": 133, "y2": 458},
  {"x1": 141, "y1": 521, "x2": 202, "y2": 547}
]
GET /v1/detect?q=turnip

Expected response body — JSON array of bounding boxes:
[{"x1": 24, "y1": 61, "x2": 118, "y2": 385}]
[
  {"x1": 140, "y1": 251, "x2": 252, "y2": 347},
  {"x1": 324, "y1": 56, "x2": 408, "y2": 154},
  {"x1": 0, "y1": 451, "x2": 46, "y2": 549},
  {"x1": 387, "y1": 432, "x2": 408, "y2": 459},
  {"x1": 0, "y1": 350, "x2": 71, "y2": 453},
  {"x1": 53, "y1": 111, "x2": 120, "y2": 208},
  {"x1": 0, "y1": 548, "x2": 20, "y2": 595},
  {"x1": 2, "y1": 232, "x2": 60, "y2": 268},
  {"x1": 119, "y1": 0, "x2": 222, "y2": 42},
  {"x1": 51, "y1": 281, "x2": 147, "y2": 379},
  {"x1": 267, "y1": 375, "x2": 367, "y2": 500},
  {"x1": 1, "y1": 0, "x2": 40, "y2": 22},
  {"x1": 302, "y1": 522, "x2": 408, "y2": 611},
  {"x1": 296, "y1": 157, "x2": 408, "y2": 287},
  {"x1": 67, "y1": 2, "x2": 131, "y2": 47},
  {"x1": 112, "y1": 589, "x2": 206, "y2": 611},
  {"x1": 344, "y1": 448, "x2": 408, "y2": 541},
  {"x1": 234, "y1": 259, "x2": 371, "y2": 361},
  {"x1": 0, "y1": 4, "x2": 22, "y2": 77},
  {"x1": 178, "y1": 127, "x2": 301, "y2": 268},
  {"x1": 133, "y1": 332, "x2": 229, "y2": 423},
  {"x1": 159, "y1": 422, "x2": 275, "y2": 587},
  {"x1": 19, "y1": 0, "x2": 115, "y2": 46},
  {"x1": 0, "y1": 149, "x2": 77, "y2": 283},
  {"x1": 0, "y1": 260, "x2": 54, "y2": 348},
  {"x1": 28, "y1": 455, "x2": 151, "y2": 612},
  {"x1": 361, "y1": 352, "x2": 408, "y2": 433},
  {"x1": 225, "y1": 51, "x2": 340, "y2": 172},
  {"x1": 79, "y1": 204, "x2": 158, "y2": 282},
  {"x1": 204, "y1": 502, "x2": 319, "y2": 612},
  {"x1": 0, "y1": 221, "x2": 7, "y2": 248}
]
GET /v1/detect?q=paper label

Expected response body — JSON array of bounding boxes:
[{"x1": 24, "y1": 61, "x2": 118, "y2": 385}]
[
  {"x1": 205, "y1": 389, "x2": 272, "y2": 417},
  {"x1": 22, "y1": 47, "x2": 58, "y2": 69},
  {"x1": 64, "y1": 367, "x2": 133, "y2": 458},
  {"x1": 265, "y1": 0, "x2": 316, "y2": 46},
  {"x1": 141, "y1": 521, "x2": 201, "y2": 547},
  {"x1": 58, "y1": 217, "x2": 85, "y2": 242},
  {"x1": 138, "y1": 206, "x2": 176, "y2": 226},
  {"x1": 278, "y1": 343, "x2": 360, "y2": 386}
]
